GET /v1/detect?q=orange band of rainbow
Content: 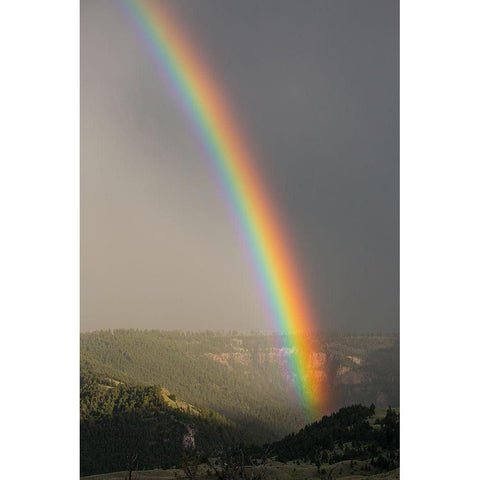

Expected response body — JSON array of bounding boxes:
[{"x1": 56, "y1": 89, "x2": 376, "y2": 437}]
[{"x1": 121, "y1": 0, "x2": 325, "y2": 418}]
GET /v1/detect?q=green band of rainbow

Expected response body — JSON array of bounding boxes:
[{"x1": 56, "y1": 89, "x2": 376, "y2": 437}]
[{"x1": 121, "y1": 0, "x2": 325, "y2": 417}]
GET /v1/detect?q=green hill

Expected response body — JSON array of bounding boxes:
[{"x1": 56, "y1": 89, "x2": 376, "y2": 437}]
[
  {"x1": 81, "y1": 372, "x2": 239, "y2": 476},
  {"x1": 81, "y1": 330, "x2": 399, "y2": 444},
  {"x1": 81, "y1": 392, "x2": 399, "y2": 478},
  {"x1": 270, "y1": 404, "x2": 399, "y2": 470}
]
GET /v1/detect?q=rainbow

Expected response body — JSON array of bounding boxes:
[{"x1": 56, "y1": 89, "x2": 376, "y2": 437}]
[{"x1": 121, "y1": 0, "x2": 325, "y2": 417}]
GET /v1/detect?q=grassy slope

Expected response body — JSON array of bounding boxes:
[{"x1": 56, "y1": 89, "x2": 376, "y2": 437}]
[{"x1": 81, "y1": 461, "x2": 399, "y2": 480}]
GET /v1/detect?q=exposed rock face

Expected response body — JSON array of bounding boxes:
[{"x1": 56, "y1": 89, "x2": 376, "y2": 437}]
[
  {"x1": 202, "y1": 336, "x2": 399, "y2": 411},
  {"x1": 205, "y1": 346, "x2": 303, "y2": 368},
  {"x1": 335, "y1": 368, "x2": 369, "y2": 385},
  {"x1": 182, "y1": 425, "x2": 196, "y2": 451},
  {"x1": 346, "y1": 355, "x2": 362, "y2": 365}
]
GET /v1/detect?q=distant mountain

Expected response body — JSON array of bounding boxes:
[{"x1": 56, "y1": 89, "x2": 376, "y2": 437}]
[{"x1": 80, "y1": 330, "x2": 399, "y2": 444}]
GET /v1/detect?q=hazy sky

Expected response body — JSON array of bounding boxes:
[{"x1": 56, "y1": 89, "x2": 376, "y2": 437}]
[{"x1": 81, "y1": 0, "x2": 398, "y2": 334}]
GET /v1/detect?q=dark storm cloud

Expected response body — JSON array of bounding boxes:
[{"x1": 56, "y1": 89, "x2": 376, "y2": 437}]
[{"x1": 81, "y1": 0, "x2": 398, "y2": 333}]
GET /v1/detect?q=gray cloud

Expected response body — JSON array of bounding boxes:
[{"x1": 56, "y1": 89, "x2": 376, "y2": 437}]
[{"x1": 81, "y1": 0, "x2": 398, "y2": 333}]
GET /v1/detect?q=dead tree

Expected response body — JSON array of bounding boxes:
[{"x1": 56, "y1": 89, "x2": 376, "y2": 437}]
[
  {"x1": 181, "y1": 451, "x2": 202, "y2": 480},
  {"x1": 125, "y1": 453, "x2": 138, "y2": 480}
]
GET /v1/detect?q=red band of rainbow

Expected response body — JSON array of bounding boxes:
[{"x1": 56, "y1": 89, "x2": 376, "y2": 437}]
[{"x1": 121, "y1": 0, "x2": 326, "y2": 418}]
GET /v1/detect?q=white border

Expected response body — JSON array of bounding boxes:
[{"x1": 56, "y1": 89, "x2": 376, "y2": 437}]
[
  {"x1": 401, "y1": 0, "x2": 480, "y2": 477},
  {"x1": 1, "y1": 0, "x2": 79, "y2": 478},
  {"x1": 1, "y1": 0, "x2": 479, "y2": 478}
]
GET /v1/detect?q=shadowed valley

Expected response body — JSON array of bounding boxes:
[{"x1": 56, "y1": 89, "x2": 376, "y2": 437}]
[{"x1": 81, "y1": 330, "x2": 398, "y2": 478}]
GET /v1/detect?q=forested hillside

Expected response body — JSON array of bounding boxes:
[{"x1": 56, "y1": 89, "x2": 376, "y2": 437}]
[
  {"x1": 271, "y1": 404, "x2": 399, "y2": 472},
  {"x1": 81, "y1": 376, "x2": 399, "y2": 478},
  {"x1": 81, "y1": 372, "x2": 239, "y2": 476},
  {"x1": 81, "y1": 330, "x2": 399, "y2": 443}
]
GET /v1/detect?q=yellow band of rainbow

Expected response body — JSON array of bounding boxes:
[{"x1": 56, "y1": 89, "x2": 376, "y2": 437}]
[{"x1": 121, "y1": 0, "x2": 326, "y2": 418}]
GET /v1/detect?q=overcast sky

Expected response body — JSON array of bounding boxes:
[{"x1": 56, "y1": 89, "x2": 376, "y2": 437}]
[{"x1": 81, "y1": 0, "x2": 398, "y2": 334}]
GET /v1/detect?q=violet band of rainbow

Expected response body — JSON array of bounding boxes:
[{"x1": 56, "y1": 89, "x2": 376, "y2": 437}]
[{"x1": 121, "y1": 0, "x2": 325, "y2": 418}]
